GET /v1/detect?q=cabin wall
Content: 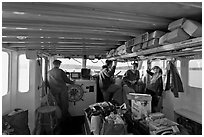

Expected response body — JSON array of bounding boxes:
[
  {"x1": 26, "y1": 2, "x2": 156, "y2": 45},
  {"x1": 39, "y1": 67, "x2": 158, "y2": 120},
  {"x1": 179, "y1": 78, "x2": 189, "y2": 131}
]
[
  {"x1": 162, "y1": 58, "x2": 202, "y2": 122},
  {"x1": 2, "y1": 50, "x2": 42, "y2": 134},
  {"x1": 2, "y1": 94, "x2": 11, "y2": 115},
  {"x1": 15, "y1": 59, "x2": 41, "y2": 133},
  {"x1": 2, "y1": 51, "x2": 18, "y2": 114}
]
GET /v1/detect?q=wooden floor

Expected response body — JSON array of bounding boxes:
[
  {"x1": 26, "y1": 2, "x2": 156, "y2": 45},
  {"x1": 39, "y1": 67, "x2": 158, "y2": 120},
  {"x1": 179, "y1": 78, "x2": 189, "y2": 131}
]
[{"x1": 59, "y1": 116, "x2": 85, "y2": 135}]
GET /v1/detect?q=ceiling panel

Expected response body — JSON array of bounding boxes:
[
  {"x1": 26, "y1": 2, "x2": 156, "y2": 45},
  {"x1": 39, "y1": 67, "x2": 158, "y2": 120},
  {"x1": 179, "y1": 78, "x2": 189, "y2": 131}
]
[{"x1": 2, "y1": 2, "x2": 202, "y2": 58}]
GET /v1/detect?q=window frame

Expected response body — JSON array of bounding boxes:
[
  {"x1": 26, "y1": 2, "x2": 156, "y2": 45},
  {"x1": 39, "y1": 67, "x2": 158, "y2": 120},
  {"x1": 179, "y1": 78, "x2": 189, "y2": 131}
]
[
  {"x1": 188, "y1": 59, "x2": 202, "y2": 88},
  {"x1": 2, "y1": 50, "x2": 10, "y2": 96},
  {"x1": 18, "y1": 53, "x2": 30, "y2": 93}
]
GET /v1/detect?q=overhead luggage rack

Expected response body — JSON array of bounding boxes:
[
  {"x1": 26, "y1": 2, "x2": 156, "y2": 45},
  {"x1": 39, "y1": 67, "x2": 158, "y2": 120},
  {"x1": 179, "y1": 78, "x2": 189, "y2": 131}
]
[{"x1": 108, "y1": 37, "x2": 202, "y2": 60}]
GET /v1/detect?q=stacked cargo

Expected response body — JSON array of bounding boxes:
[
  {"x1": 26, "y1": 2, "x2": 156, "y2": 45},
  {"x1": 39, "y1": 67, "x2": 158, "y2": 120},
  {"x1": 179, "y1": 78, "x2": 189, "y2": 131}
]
[
  {"x1": 131, "y1": 32, "x2": 149, "y2": 52},
  {"x1": 106, "y1": 49, "x2": 116, "y2": 58},
  {"x1": 159, "y1": 18, "x2": 202, "y2": 45},
  {"x1": 106, "y1": 18, "x2": 201, "y2": 58},
  {"x1": 142, "y1": 30, "x2": 166, "y2": 50}
]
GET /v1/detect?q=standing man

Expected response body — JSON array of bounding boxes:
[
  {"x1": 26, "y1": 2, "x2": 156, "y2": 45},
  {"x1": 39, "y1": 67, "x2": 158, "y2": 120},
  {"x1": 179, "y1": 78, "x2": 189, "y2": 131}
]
[
  {"x1": 99, "y1": 60, "x2": 125, "y2": 105},
  {"x1": 146, "y1": 66, "x2": 163, "y2": 112},
  {"x1": 48, "y1": 60, "x2": 75, "y2": 120},
  {"x1": 123, "y1": 62, "x2": 140, "y2": 92}
]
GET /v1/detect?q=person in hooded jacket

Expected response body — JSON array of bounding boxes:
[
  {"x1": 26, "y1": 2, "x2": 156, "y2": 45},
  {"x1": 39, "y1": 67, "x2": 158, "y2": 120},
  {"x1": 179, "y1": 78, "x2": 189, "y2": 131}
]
[
  {"x1": 99, "y1": 60, "x2": 125, "y2": 105},
  {"x1": 146, "y1": 66, "x2": 163, "y2": 112}
]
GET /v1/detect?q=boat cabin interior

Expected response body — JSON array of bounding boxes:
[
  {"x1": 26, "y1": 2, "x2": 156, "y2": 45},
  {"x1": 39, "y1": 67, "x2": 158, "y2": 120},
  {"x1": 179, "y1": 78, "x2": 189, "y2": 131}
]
[{"x1": 2, "y1": 2, "x2": 202, "y2": 135}]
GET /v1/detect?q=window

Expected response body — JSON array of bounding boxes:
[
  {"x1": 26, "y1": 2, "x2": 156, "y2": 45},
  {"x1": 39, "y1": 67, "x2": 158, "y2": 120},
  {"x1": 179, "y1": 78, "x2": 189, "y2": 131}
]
[
  {"x1": 18, "y1": 54, "x2": 30, "y2": 92},
  {"x1": 42, "y1": 58, "x2": 45, "y2": 80},
  {"x1": 139, "y1": 60, "x2": 147, "y2": 79},
  {"x1": 188, "y1": 59, "x2": 202, "y2": 88},
  {"x1": 58, "y1": 58, "x2": 82, "y2": 72},
  {"x1": 86, "y1": 59, "x2": 106, "y2": 75},
  {"x1": 115, "y1": 61, "x2": 132, "y2": 76},
  {"x1": 2, "y1": 51, "x2": 9, "y2": 96},
  {"x1": 176, "y1": 60, "x2": 181, "y2": 75}
]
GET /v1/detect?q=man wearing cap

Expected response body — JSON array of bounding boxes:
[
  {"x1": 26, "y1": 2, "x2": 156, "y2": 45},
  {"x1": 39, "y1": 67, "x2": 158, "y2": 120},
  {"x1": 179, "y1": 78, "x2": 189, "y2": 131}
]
[
  {"x1": 48, "y1": 60, "x2": 75, "y2": 120},
  {"x1": 99, "y1": 60, "x2": 125, "y2": 105},
  {"x1": 123, "y1": 62, "x2": 140, "y2": 92}
]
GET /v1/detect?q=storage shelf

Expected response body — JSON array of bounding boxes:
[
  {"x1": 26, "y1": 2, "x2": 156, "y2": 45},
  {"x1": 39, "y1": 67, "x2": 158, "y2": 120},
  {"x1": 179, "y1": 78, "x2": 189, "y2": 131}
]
[{"x1": 108, "y1": 37, "x2": 202, "y2": 60}]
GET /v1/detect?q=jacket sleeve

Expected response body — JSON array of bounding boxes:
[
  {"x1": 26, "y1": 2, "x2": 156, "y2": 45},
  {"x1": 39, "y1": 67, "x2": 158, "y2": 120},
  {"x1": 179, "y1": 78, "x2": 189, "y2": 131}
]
[
  {"x1": 123, "y1": 70, "x2": 131, "y2": 84},
  {"x1": 136, "y1": 70, "x2": 140, "y2": 81},
  {"x1": 146, "y1": 70, "x2": 154, "y2": 76},
  {"x1": 61, "y1": 69, "x2": 74, "y2": 84},
  {"x1": 157, "y1": 77, "x2": 163, "y2": 96},
  {"x1": 104, "y1": 66, "x2": 116, "y2": 77}
]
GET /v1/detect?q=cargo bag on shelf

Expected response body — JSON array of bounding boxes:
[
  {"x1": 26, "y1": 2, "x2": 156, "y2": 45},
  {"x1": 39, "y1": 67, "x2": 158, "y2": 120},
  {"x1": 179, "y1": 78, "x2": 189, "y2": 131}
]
[
  {"x1": 168, "y1": 18, "x2": 186, "y2": 31},
  {"x1": 159, "y1": 33, "x2": 169, "y2": 45},
  {"x1": 148, "y1": 38, "x2": 160, "y2": 48},
  {"x1": 166, "y1": 28, "x2": 190, "y2": 44},
  {"x1": 181, "y1": 19, "x2": 202, "y2": 37},
  {"x1": 149, "y1": 30, "x2": 166, "y2": 40},
  {"x1": 132, "y1": 43, "x2": 142, "y2": 52}
]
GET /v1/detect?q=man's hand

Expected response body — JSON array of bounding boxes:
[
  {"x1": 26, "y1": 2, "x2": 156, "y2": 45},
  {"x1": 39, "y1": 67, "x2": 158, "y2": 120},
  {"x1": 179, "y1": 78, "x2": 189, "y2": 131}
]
[{"x1": 113, "y1": 60, "x2": 117, "y2": 66}]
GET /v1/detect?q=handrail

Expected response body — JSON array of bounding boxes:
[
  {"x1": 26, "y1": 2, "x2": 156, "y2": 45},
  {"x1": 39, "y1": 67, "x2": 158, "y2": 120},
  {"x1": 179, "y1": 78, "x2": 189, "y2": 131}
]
[{"x1": 108, "y1": 37, "x2": 202, "y2": 60}]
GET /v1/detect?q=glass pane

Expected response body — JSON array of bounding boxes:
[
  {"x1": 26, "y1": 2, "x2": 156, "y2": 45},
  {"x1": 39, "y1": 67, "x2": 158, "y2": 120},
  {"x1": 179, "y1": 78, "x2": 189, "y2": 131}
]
[
  {"x1": 189, "y1": 59, "x2": 202, "y2": 88},
  {"x1": 176, "y1": 60, "x2": 181, "y2": 75},
  {"x1": 116, "y1": 61, "x2": 132, "y2": 76},
  {"x1": 18, "y1": 54, "x2": 30, "y2": 92},
  {"x1": 58, "y1": 58, "x2": 82, "y2": 72},
  {"x1": 2, "y1": 52, "x2": 9, "y2": 96},
  {"x1": 86, "y1": 59, "x2": 106, "y2": 75},
  {"x1": 42, "y1": 58, "x2": 45, "y2": 81}
]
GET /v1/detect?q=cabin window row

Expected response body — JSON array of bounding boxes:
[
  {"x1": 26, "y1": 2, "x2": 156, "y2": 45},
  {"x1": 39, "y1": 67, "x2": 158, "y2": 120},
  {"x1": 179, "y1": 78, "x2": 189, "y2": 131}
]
[
  {"x1": 1, "y1": 53, "x2": 202, "y2": 96},
  {"x1": 2, "y1": 52, "x2": 30, "y2": 96}
]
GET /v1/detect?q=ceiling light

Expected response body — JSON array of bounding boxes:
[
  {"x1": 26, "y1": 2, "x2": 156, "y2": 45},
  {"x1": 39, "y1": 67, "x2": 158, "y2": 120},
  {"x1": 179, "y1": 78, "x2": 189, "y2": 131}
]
[
  {"x1": 17, "y1": 36, "x2": 27, "y2": 40},
  {"x1": 13, "y1": 11, "x2": 25, "y2": 15},
  {"x1": 16, "y1": 27, "x2": 28, "y2": 30}
]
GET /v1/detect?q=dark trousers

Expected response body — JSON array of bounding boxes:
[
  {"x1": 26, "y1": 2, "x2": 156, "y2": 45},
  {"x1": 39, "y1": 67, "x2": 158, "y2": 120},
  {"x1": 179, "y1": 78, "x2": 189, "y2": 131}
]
[
  {"x1": 102, "y1": 84, "x2": 125, "y2": 105},
  {"x1": 51, "y1": 91, "x2": 69, "y2": 120},
  {"x1": 146, "y1": 88, "x2": 159, "y2": 113}
]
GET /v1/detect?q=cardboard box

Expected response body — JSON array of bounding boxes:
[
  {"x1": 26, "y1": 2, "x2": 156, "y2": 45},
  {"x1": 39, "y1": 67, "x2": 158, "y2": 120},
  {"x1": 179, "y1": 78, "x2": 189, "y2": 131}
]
[
  {"x1": 149, "y1": 30, "x2": 166, "y2": 40},
  {"x1": 128, "y1": 93, "x2": 152, "y2": 101},
  {"x1": 133, "y1": 36, "x2": 142, "y2": 45},
  {"x1": 133, "y1": 32, "x2": 149, "y2": 45},
  {"x1": 125, "y1": 46, "x2": 132, "y2": 53},
  {"x1": 181, "y1": 19, "x2": 202, "y2": 37},
  {"x1": 129, "y1": 93, "x2": 152, "y2": 119},
  {"x1": 126, "y1": 38, "x2": 135, "y2": 47},
  {"x1": 148, "y1": 38, "x2": 160, "y2": 48},
  {"x1": 142, "y1": 42, "x2": 148, "y2": 49},
  {"x1": 168, "y1": 18, "x2": 186, "y2": 31},
  {"x1": 132, "y1": 44, "x2": 142, "y2": 52},
  {"x1": 116, "y1": 45, "x2": 126, "y2": 55},
  {"x1": 141, "y1": 32, "x2": 149, "y2": 42},
  {"x1": 159, "y1": 33, "x2": 169, "y2": 45},
  {"x1": 166, "y1": 28, "x2": 190, "y2": 44},
  {"x1": 149, "y1": 112, "x2": 165, "y2": 120}
]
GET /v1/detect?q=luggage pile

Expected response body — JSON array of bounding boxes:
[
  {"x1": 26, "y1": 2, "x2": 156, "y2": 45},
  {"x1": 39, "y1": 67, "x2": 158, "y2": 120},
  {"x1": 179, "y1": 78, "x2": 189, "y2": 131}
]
[
  {"x1": 84, "y1": 101, "x2": 128, "y2": 135},
  {"x1": 106, "y1": 18, "x2": 201, "y2": 58}
]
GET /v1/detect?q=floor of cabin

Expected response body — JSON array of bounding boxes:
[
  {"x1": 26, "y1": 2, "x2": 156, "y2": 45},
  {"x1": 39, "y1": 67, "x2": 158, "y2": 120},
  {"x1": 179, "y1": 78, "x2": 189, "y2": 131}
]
[{"x1": 58, "y1": 116, "x2": 85, "y2": 135}]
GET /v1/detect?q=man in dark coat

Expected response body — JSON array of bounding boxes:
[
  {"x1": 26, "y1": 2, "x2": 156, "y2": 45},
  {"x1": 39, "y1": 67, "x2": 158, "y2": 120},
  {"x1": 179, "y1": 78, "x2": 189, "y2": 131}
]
[
  {"x1": 99, "y1": 60, "x2": 125, "y2": 105},
  {"x1": 123, "y1": 62, "x2": 140, "y2": 92},
  {"x1": 48, "y1": 60, "x2": 75, "y2": 119}
]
